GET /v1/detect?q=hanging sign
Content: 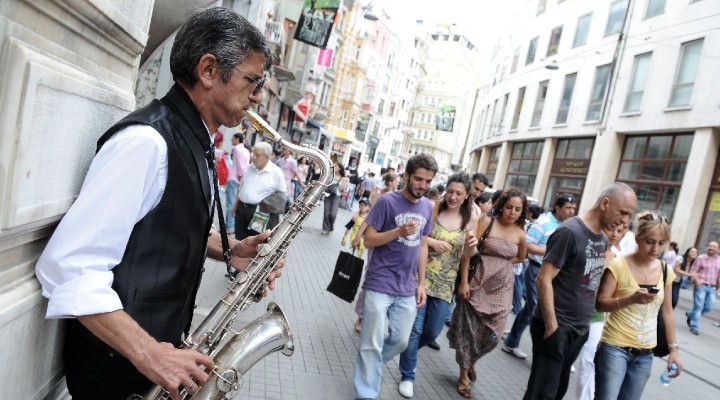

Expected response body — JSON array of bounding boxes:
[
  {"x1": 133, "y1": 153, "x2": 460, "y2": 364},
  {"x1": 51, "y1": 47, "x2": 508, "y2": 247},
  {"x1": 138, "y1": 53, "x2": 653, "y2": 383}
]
[{"x1": 294, "y1": 0, "x2": 341, "y2": 48}]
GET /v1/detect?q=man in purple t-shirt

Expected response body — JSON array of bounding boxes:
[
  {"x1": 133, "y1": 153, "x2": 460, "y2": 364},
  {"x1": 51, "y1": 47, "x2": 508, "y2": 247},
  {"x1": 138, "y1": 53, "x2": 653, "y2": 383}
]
[{"x1": 353, "y1": 154, "x2": 438, "y2": 400}]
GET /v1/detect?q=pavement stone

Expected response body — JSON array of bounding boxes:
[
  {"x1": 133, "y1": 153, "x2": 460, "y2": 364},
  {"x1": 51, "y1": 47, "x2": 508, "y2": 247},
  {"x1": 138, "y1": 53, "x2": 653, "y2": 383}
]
[{"x1": 195, "y1": 202, "x2": 720, "y2": 399}]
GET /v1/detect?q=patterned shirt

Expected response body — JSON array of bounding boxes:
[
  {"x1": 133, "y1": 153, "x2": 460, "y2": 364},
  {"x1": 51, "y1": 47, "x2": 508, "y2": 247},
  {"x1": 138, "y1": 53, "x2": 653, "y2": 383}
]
[
  {"x1": 424, "y1": 222, "x2": 466, "y2": 303},
  {"x1": 691, "y1": 254, "x2": 720, "y2": 286}
]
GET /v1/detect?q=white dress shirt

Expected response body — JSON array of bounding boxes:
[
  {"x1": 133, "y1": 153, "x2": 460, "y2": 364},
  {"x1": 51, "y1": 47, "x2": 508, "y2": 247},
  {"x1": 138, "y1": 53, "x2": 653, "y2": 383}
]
[
  {"x1": 36, "y1": 124, "x2": 212, "y2": 318},
  {"x1": 236, "y1": 161, "x2": 287, "y2": 205}
]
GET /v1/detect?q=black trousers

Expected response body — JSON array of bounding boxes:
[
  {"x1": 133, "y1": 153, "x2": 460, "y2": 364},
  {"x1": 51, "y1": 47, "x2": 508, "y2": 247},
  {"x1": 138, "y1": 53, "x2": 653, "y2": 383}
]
[
  {"x1": 234, "y1": 201, "x2": 258, "y2": 241},
  {"x1": 523, "y1": 317, "x2": 589, "y2": 400},
  {"x1": 64, "y1": 332, "x2": 152, "y2": 400}
]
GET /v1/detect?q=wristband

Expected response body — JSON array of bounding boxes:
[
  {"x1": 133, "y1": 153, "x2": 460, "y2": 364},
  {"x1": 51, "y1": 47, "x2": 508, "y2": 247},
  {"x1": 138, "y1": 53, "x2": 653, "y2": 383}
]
[
  {"x1": 668, "y1": 343, "x2": 679, "y2": 350},
  {"x1": 615, "y1": 297, "x2": 621, "y2": 310}
]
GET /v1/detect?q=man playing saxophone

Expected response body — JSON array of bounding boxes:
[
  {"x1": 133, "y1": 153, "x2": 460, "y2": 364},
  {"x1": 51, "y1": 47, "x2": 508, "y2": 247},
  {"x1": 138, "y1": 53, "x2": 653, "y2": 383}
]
[{"x1": 35, "y1": 8, "x2": 282, "y2": 400}]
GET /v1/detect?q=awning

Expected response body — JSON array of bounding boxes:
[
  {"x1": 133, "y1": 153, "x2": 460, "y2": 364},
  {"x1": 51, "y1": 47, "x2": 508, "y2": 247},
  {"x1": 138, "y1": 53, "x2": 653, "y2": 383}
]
[{"x1": 328, "y1": 125, "x2": 355, "y2": 142}]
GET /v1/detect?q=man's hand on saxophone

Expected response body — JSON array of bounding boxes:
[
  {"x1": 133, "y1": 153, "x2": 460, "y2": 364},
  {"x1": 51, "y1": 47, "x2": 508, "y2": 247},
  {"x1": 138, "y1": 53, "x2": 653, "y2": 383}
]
[{"x1": 207, "y1": 229, "x2": 286, "y2": 295}]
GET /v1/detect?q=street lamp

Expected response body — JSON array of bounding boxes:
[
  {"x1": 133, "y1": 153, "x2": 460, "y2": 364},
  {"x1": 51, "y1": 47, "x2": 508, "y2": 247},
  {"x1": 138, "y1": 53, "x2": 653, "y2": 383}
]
[{"x1": 545, "y1": 60, "x2": 559, "y2": 70}]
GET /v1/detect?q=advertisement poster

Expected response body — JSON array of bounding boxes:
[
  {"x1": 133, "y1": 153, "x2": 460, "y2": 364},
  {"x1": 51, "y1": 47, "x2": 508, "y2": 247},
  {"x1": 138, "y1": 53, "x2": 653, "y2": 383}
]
[
  {"x1": 294, "y1": 0, "x2": 340, "y2": 48},
  {"x1": 436, "y1": 105, "x2": 456, "y2": 132}
]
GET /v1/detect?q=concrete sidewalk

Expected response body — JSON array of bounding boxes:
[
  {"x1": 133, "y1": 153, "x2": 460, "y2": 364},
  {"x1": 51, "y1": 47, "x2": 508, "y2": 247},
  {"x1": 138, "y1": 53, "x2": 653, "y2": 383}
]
[{"x1": 195, "y1": 203, "x2": 720, "y2": 399}]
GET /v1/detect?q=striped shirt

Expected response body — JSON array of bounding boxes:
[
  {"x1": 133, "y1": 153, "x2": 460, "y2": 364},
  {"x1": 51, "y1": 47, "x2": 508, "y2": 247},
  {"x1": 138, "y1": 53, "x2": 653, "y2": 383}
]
[
  {"x1": 691, "y1": 254, "x2": 720, "y2": 286},
  {"x1": 527, "y1": 211, "x2": 560, "y2": 265}
]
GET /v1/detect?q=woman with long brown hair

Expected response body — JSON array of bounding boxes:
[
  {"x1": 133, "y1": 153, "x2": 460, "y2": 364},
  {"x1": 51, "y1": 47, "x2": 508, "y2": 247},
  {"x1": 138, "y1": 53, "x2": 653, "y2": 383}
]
[{"x1": 448, "y1": 188, "x2": 527, "y2": 399}]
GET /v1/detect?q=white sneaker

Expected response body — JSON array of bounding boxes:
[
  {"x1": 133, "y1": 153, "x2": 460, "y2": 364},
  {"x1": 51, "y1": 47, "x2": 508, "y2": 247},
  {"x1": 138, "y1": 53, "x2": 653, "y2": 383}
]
[
  {"x1": 398, "y1": 380, "x2": 414, "y2": 398},
  {"x1": 501, "y1": 344, "x2": 528, "y2": 359}
]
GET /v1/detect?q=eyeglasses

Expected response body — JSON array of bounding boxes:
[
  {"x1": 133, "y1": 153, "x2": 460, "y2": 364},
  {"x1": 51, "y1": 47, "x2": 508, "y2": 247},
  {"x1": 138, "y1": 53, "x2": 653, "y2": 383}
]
[{"x1": 234, "y1": 67, "x2": 266, "y2": 96}]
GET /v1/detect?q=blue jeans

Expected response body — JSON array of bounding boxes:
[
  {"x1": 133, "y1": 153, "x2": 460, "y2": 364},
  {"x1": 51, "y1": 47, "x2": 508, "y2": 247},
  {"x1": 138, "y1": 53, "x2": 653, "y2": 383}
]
[
  {"x1": 224, "y1": 179, "x2": 239, "y2": 229},
  {"x1": 688, "y1": 285, "x2": 717, "y2": 330},
  {"x1": 512, "y1": 261, "x2": 527, "y2": 314},
  {"x1": 504, "y1": 261, "x2": 540, "y2": 348},
  {"x1": 399, "y1": 296, "x2": 450, "y2": 382},
  {"x1": 354, "y1": 290, "x2": 417, "y2": 399},
  {"x1": 594, "y1": 343, "x2": 653, "y2": 400}
]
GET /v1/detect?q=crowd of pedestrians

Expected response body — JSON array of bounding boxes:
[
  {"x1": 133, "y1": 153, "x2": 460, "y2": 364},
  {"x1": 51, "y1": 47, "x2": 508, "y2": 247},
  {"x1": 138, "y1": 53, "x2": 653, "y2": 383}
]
[{"x1": 282, "y1": 151, "x2": 719, "y2": 400}]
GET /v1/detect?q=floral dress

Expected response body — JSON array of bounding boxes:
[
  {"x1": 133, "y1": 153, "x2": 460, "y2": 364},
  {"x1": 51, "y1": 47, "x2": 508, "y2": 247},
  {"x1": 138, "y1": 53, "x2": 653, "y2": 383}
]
[{"x1": 447, "y1": 237, "x2": 518, "y2": 368}]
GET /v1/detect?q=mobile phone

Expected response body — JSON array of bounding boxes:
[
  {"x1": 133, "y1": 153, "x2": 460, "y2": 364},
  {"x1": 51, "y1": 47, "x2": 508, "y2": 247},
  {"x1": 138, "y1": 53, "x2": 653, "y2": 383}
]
[{"x1": 648, "y1": 287, "x2": 660, "y2": 294}]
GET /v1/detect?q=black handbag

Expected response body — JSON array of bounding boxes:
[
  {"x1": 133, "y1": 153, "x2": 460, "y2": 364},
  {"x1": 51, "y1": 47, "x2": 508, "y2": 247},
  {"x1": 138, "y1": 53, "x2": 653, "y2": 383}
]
[
  {"x1": 327, "y1": 251, "x2": 364, "y2": 303},
  {"x1": 654, "y1": 262, "x2": 670, "y2": 358},
  {"x1": 454, "y1": 217, "x2": 494, "y2": 292}
]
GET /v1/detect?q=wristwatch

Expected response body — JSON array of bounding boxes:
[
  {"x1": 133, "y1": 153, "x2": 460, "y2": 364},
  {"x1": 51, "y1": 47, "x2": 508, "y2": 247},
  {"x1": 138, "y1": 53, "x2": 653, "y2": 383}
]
[{"x1": 667, "y1": 343, "x2": 679, "y2": 350}]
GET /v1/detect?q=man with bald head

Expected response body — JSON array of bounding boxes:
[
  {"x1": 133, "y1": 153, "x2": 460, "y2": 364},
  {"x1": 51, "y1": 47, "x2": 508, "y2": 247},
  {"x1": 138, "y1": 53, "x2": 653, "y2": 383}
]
[
  {"x1": 523, "y1": 182, "x2": 637, "y2": 400},
  {"x1": 686, "y1": 240, "x2": 720, "y2": 335}
]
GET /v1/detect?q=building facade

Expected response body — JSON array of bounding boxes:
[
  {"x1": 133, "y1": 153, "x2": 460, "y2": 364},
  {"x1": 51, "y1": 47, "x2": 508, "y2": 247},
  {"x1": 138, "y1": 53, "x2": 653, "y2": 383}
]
[{"x1": 468, "y1": 0, "x2": 720, "y2": 251}]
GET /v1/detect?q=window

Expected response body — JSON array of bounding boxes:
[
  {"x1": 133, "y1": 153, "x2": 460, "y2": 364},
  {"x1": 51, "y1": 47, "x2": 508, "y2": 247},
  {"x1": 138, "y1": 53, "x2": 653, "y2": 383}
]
[
  {"x1": 505, "y1": 141, "x2": 544, "y2": 195},
  {"x1": 537, "y1": 0, "x2": 547, "y2": 15},
  {"x1": 645, "y1": 0, "x2": 666, "y2": 19},
  {"x1": 624, "y1": 52, "x2": 653, "y2": 113},
  {"x1": 489, "y1": 99, "x2": 499, "y2": 133},
  {"x1": 605, "y1": 0, "x2": 629, "y2": 36},
  {"x1": 531, "y1": 80, "x2": 550, "y2": 127},
  {"x1": 586, "y1": 64, "x2": 611, "y2": 121},
  {"x1": 511, "y1": 47, "x2": 520, "y2": 73},
  {"x1": 498, "y1": 94, "x2": 510, "y2": 133},
  {"x1": 546, "y1": 25, "x2": 563, "y2": 57},
  {"x1": 556, "y1": 73, "x2": 577, "y2": 124},
  {"x1": 669, "y1": 38, "x2": 704, "y2": 108},
  {"x1": 617, "y1": 134, "x2": 693, "y2": 218},
  {"x1": 525, "y1": 37, "x2": 539, "y2": 65},
  {"x1": 341, "y1": 110, "x2": 348, "y2": 128},
  {"x1": 511, "y1": 87, "x2": 526, "y2": 130},
  {"x1": 377, "y1": 99, "x2": 385, "y2": 115},
  {"x1": 486, "y1": 146, "x2": 501, "y2": 183},
  {"x1": 573, "y1": 13, "x2": 592, "y2": 48}
]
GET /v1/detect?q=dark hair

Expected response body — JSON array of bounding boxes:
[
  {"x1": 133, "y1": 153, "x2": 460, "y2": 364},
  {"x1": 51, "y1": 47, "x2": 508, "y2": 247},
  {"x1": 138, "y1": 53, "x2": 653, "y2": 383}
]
[
  {"x1": 439, "y1": 172, "x2": 472, "y2": 230},
  {"x1": 493, "y1": 188, "x2": 528, "y2": 227},
  {"x1": 233, "y1": 133, "x2": 244, "y2": 142},
  {"x1": 334, "y1": 163, "x2": 345, "y2": 177},
  {"x1": 491, "y1": 189, "x2": 503, "y2": 205},
  {"x1": 170, "y1": 7, "x2": 273, "y2": 85},
  {"x1": 669, "y1": 242, "x2": 678, "y2": 253},
  {"x1": 554, "y1": 193, "x2": 577, "y2": 209},
  {"x1": 405, "y1": 153, "x2": 438, "y2": 176},
  {"x1": 472, "y1": 172, "x2": 490, "y2": 186},
  {"x1": 475, "y1": 192, "x2": 492, "y2": 205},
  {"x1": 681, "y1": 247, "x2": 698, "y2": 271},
  {"x1": 426, "y1": 187, "x2": 440, "y2": 201},
  {"x1": 380, "y1": 167, "x2": 388, "y2": 175},
  {"x1": 435, "y1": 184, "x2": 445, "y2": 193},
  {"x1": 527, "y1": 203, "x2": 545, "y2": 220}
]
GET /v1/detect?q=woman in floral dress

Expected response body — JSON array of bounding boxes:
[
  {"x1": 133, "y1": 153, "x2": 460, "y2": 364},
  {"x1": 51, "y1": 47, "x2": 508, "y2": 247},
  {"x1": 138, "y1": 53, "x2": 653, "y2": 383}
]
[{"x1": 448, "y1": 188, "x2": 527, "y2": 399}]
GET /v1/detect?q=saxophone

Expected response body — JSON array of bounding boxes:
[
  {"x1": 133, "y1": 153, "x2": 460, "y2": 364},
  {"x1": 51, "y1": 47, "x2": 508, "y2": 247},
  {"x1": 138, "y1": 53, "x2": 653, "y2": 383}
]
[{"x1": 136, "y1": 110, "x2": 334, "y2": 399}]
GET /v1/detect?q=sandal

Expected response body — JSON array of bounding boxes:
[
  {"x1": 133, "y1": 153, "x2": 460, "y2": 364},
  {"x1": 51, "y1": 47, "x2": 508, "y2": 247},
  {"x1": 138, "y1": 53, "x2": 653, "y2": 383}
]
[
  {"x1": 457, "y1": 380, "x2": 472, "y2": 399},
  {"x1": 468, "y1": 366, "x2": 477, "y2": 383}
]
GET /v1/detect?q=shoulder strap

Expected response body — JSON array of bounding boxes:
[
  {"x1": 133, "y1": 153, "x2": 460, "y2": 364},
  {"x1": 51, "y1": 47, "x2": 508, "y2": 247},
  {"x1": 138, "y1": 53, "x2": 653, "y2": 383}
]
[
  {"x1": 662, "y1": 262, "x2": 668, "y2": 285},
  {"x1": 477, "y1": 217, "x2": 495, "y2": 250}
]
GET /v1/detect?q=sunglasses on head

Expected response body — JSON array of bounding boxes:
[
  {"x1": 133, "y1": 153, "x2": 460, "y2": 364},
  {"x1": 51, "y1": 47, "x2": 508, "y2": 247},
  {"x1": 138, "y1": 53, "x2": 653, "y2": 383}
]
[{"x1": 640, "y1": 211, "x2": 670, "y2": 224}]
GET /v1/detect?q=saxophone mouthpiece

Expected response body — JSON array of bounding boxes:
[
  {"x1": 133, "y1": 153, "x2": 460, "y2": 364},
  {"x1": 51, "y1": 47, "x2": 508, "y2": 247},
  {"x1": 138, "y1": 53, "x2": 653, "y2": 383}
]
[{"x1": 245, "y1": 109, "x2": 282, "y2": 143}]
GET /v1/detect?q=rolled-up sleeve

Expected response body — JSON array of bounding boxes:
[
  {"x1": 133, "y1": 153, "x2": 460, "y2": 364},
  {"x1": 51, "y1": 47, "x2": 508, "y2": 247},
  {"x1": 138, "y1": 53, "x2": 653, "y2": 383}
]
[{"x1": 36, "y1": 125, "x2": 167, "y2": 318}]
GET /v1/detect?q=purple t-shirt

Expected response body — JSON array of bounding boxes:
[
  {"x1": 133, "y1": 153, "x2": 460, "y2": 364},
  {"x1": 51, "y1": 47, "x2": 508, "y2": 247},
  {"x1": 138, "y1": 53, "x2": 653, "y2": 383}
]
[{"x1": 362, "y1": 191, "x2": 433, "y2": 297}]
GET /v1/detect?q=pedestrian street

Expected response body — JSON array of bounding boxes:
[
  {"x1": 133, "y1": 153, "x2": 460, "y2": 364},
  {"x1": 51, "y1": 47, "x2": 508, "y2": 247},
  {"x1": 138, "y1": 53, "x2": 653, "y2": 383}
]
[{"x1": 195, "y1": 201, "x2": 720, "y2": 400}]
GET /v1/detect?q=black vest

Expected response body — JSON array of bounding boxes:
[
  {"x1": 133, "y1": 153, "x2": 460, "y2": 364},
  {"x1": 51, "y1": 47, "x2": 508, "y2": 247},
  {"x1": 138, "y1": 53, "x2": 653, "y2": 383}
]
[{"x1": 68, "y1": 85, "x2": 213, "y2": 349}]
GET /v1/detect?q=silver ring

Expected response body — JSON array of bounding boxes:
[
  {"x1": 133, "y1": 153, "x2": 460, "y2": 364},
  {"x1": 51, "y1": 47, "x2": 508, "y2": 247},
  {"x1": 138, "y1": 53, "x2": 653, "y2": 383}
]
[{"x1": 188, "y1": 382, "x2": 195, "y2": 390}]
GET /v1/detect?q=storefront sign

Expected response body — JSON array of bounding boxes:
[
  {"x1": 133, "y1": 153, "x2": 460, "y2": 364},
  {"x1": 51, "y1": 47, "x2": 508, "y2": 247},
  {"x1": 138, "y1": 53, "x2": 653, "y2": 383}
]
[
  {"x1": 551, "y1": 159, "x2": 589, "y2": 176},
  {"x1": 332, "y1": 142, "x2": 347, "y2": 153}
]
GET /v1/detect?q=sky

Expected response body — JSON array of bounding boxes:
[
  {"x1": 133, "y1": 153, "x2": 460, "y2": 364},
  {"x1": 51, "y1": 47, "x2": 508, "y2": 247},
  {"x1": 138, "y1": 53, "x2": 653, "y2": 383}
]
[{"x1": 373, "y1": 0, "x2": 519, "y2": 57}]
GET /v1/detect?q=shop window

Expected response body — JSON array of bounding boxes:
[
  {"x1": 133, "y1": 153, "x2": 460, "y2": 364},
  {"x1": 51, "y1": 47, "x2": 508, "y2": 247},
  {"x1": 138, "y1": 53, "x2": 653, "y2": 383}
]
[
  {"x1": 505, "y1": 141, "x2": 544, "y2": 195},
  {"x1": 486, "y1": 146, "x2": 501, "y2": 184},
  {"x1": 526, "y1": 37, "x2": 539, "y2": 65},
  {"x1": 617, "y1": 134, "x2": 693, "y2": 218}
]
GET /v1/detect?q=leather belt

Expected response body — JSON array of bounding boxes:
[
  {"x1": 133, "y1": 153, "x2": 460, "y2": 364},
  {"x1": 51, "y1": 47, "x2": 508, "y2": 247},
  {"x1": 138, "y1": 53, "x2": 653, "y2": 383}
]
[
  {"x1": 620, "y1": 346, "x2": 653, "y2": 356},
  {"x1": 702, "y1": 284, "x2": 716, "y2": 287},
  {"x1": 238, "y1": 200, "x2": 258, "y2": 208}
]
